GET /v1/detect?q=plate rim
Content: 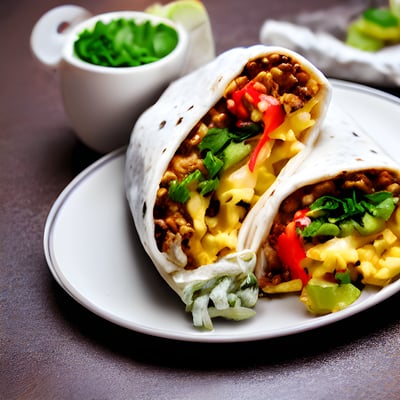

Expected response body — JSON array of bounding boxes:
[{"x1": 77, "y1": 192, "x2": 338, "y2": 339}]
[{"x1": 43, "y1": 80, "x2": 400, "y2": 342}]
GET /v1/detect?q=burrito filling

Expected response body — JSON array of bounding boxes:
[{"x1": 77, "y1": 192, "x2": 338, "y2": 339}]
[
  {"x1": 154, "y1": 53, "x2": 324, "y2": 270},
  {"x1": 259, "y1": 169, "x2": 400, "y2": 314}
]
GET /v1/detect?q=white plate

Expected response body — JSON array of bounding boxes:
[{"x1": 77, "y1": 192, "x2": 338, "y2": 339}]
[{"x1": 44, "y1": 80, "x2": 400, "y2": 342}]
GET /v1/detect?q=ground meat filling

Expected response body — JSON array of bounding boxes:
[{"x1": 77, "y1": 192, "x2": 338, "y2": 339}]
[
  {"x1": 261, "y1": 169, "x2": 400, "y2": 287},
  {"x1": 154, "y1": 53, "x2": 321, "y2": 269}
]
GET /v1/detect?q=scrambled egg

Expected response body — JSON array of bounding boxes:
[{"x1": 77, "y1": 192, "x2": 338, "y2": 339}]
[
  {"x1": 186, "y1": 99, "x2": 317, "y2": 267},
  {"x1": 305, "y1": 206, "x2": 400, "y2": 286}
]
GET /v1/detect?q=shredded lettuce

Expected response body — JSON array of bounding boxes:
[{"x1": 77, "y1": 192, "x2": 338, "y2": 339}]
[{"x1": 183, "y1": 272, "x2": 258, "y2": 330}]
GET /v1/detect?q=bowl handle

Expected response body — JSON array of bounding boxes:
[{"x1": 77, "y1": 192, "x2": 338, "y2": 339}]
[{"x1": 30, "y1": 5, "x2": 92, "y2": 69}]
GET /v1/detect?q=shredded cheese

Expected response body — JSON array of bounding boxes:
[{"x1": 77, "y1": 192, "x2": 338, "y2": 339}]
[
  {"x1": 185, "y1": 98, "x2": 319, "y2": 267},
  {"x1": 305, "y1": 209, "x2": 400, "y2": 287}
]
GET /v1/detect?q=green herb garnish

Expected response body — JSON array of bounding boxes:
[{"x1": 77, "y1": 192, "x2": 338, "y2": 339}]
[
  {"x1": 168, "y1": 125, "x2": 261, "y2": 203},
  {"x1": 301, "y1": 190, "x2": 397, "y2": 238},
  {"x1": 335, "y1": 270, "x2": 352, "y2": 284},
  {"x1": 74, "y1": 18, "x2": 179, "y2": 67},
  {"x1": 203, "y1": 151, "x2": 224, "y2": 178},
  {"x1": 168, "y1": 170, "x2": 203, "y2": 203},
  {"x1": 198, "y1": 178, "x2": 220, "y2": 196}
]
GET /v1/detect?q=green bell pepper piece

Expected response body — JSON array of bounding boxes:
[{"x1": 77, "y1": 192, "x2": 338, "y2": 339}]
[{"x1": 302, "y1": 278, "x2": 361, "y2": 315}]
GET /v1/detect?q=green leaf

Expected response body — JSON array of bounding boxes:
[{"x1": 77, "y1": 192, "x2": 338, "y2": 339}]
[
  {"x1": 302, "y1": 189, "x2": 397, "y2": 238},
  {"x1": 168, "y1": 170, "x2": 203, "y2": 203},
  {"x1": 353, "y1": 213, "x2": 386, "y2": 235},
  {"x1": 74, "y1": 18, "x2": 178, "y2": 67},
  {"x1": 168, "y1": 180, "x2": 191, "y2": 203},
  {"x1": 198, "y1": 178, "x2": 219, "y2": 196},
  {"x1": 199, "y1": 128, "x2": 231, "y2": 154},
  {"x1": 361, "y1": 191, "x2": 396, "y2": 220},
  {"x1": 301, "y1": 220, "x2": 340, "y2": 238},
  {"x1": 203, "y1": 151, "x2": 224, "y2": 178},
  {"x1": 307, "y1": 195, "x2": 343, "y2": 219}
]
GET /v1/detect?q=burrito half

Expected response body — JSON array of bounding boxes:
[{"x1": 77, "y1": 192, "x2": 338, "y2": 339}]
[
  {"x1": 125, "y1": 45, "x2": 331, "y2": 329},
  {"x1": 241, "y1": 106, "x2": 400, "y2": 315}
]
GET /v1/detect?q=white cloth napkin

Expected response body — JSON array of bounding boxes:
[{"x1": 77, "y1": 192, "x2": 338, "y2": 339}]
[{"x1": 260, "y1": 19, "x2": 400, "y2": 87}]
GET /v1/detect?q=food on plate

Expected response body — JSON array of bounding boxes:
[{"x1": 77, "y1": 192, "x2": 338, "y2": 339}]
[
  {"x1": 241, "y1": 106, "x2": 400, "y2": 314},
  {"x1": 346, "y1": 3, "x2": 400, "y2": 51},
  {"x1": 125, "y1": 45, "x2": 331, "y2": 329},
  {"x1": 74, "y1": 17, "x2": 179, "y2": 67}
]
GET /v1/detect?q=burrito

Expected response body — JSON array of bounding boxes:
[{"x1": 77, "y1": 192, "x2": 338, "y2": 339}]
[
  {"x1": 125, "y1": 45, "x2": 331, "y2": 329},
  {"x1": 242, "y1": 106, "x2": 400, "y2": 315}
]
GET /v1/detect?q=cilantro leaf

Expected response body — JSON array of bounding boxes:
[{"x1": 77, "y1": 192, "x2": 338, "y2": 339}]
[
  {"x1": 301, "y1": 220, "x2": 340, "y2": 238},
  {"x1": 168, "y1": 170, "x2": 203, "y2": 203},
  {"x1": 199, "y1": 128, "x2": 231, "y2": 154},
  {"x1": 361, "y1": 191, "x2": 396, "y2": 220},
  {"x1": 198, "y1": 178, "x2": 220, "y2": 196},
  {"x1": 203, "y1": 151, "x2": 224, "y2": 178},
  {"x1": 302, "y1": 189, "x2": 397, "y2": 238}
]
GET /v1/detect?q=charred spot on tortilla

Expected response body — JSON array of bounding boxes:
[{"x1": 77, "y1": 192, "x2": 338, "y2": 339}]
[
  {"x1": 176, "y1": 117, "x2": 183, "y2": 126},
  {"x1": 187, "y1": 105, "x2": 194, "y2": 111},
  {"x1": 370, "y1": 149, "x2": 378, "y2": 154},
  {"x1": 159, "y1": 120, "x2": 166, "y2": 129},
  {"x1": 352, "y1": 131, "x2": 360, "y2": 137},
  {"x1": 142, "y1": 202, "x2": 147, "y2": 217},
  {"x1": 211, "y1": 75, "x2": 224, "y2": 92}
]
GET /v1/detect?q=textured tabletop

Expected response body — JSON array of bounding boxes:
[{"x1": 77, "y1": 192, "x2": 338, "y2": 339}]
[{"x1": 1, "y1": 0, "x2": 399, "y2": 399}]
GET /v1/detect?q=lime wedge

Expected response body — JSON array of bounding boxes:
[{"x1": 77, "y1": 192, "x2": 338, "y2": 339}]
[
  {"x1": 145, "y1": 0, "x2": 215, "y2": 74},
  {"x1": 390, "y1": 0, "x2": 400, "y2": 18},
  {"x1": 346, "y1": 20, "x2": 385, "y2": 51}
]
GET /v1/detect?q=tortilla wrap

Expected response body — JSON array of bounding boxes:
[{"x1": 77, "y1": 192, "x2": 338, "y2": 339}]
[
  {"x1": 240, "y1": 106, "x2": 400, "y2": 314},
  {"x1": 125, "y1": 45, "x2": 331, "y2": 329}
]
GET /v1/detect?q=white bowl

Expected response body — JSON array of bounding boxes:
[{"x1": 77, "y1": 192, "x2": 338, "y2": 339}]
[{"x1": 31, "y1": 6, "x2": 189, "y2": 153}]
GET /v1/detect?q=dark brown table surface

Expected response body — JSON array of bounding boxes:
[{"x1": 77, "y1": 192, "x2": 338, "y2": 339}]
[{"x1": 2, "y1": 0, "x2": 400, "y2": 399}]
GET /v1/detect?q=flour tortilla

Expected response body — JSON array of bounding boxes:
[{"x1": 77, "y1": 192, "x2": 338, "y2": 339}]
[
  {"x1": 239, "y1": 105, "x2": 400, "y2": 277},
  {"x1": 125, "y1": 45, "x2": 331, "y2": 300}
]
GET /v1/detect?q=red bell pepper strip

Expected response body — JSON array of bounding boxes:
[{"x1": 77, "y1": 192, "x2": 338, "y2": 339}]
[
  {"x1": 248, "y1": 95, "x2": 285, "y2": 172},
  {"x1": 228, "y1": 81, "x2": 261, "y2": 120},
  {"x1": 227, "y1": 82, "x2": 285, "y2": 172},
  {"x1": 276, "y1": 220, "x2": 310, "y2": 286}
]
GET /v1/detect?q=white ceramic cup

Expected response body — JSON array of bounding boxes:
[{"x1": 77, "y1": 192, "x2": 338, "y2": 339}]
[{"x1": 31, "y1": 6, "x2": 189, "y2": 153}]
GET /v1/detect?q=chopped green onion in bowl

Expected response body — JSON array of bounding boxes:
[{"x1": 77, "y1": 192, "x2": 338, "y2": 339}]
[{"x1": 74, "y1": 18, "x2": 179, "y2": 67}]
